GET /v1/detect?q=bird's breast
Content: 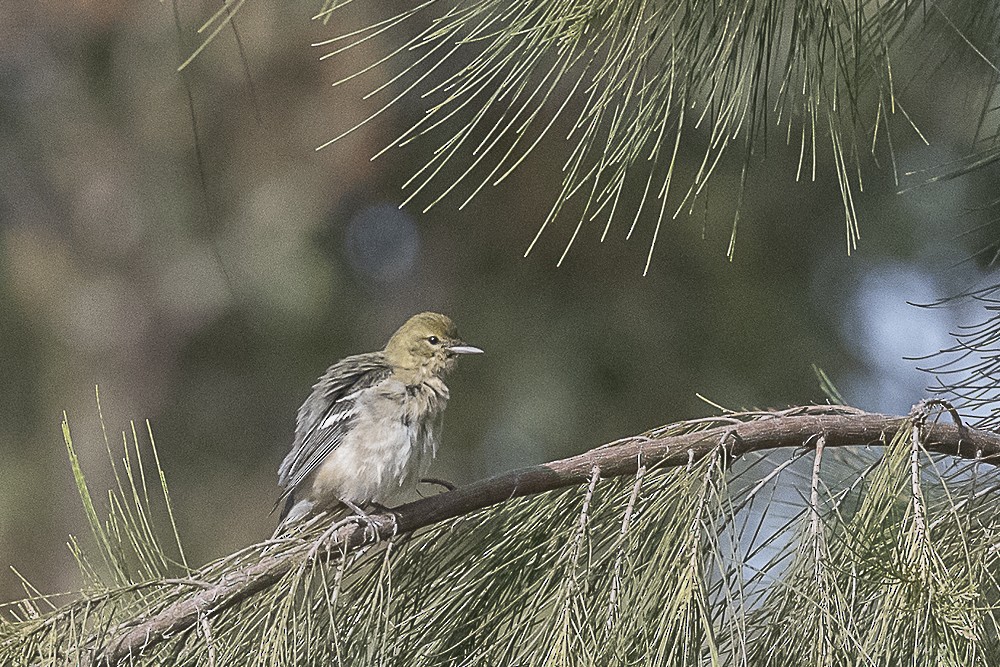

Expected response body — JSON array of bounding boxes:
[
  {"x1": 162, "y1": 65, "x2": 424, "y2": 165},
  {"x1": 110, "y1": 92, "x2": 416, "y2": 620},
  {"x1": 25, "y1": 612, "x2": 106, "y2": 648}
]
[{"x1": 309, "y1": 378, "x2": 448, "y2": 506}]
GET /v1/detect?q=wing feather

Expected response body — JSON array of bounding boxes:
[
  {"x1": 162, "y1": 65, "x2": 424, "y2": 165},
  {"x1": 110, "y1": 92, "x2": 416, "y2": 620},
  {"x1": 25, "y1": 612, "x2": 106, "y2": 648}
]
[{"x1": 277, "y1": 352, "x2": 391, "y2": 500}]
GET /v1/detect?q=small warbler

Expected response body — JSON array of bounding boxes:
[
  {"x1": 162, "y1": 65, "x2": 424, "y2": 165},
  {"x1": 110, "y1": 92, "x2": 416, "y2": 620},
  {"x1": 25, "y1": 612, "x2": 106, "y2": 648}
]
[{"x1": 276, "y1": 312, "x2": 483, "y2": 525}]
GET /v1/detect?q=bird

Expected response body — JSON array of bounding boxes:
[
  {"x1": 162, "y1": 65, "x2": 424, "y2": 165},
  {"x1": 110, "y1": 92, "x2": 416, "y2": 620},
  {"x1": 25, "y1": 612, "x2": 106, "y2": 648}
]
[{"x1": 275, "y1": 312, "x2": 483, "y2": 527}]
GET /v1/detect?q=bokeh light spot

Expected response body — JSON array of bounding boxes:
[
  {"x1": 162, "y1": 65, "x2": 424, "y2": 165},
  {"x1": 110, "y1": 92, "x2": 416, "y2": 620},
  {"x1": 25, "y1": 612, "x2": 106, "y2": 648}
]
[{"x1": 344, "y1": 203, "x2": 420, "y2": 284}]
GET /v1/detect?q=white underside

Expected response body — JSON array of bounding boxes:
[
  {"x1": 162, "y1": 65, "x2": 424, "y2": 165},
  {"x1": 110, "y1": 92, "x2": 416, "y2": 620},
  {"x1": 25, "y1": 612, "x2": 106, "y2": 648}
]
[{"x1": 287, "y1": 377, "x2": 446, "y2": 521}]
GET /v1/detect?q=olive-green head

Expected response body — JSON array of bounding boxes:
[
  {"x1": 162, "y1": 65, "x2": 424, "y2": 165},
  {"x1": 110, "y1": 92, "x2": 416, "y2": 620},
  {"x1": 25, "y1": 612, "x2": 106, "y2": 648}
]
[{"x1": 384, "y1": 312, "x2": 483, "y2": 378}]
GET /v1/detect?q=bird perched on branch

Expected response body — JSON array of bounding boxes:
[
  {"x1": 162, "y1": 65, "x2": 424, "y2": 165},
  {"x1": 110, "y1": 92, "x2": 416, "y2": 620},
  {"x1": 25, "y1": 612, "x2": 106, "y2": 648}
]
[{"x1": 276, "y1": 312, "x2": 483, "y2": 526}]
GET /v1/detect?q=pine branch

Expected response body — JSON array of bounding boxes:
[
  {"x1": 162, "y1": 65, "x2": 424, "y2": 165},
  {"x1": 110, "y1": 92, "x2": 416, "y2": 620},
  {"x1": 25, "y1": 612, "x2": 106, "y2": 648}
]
[{"x1": 94, "y1": 405, "x2": 1000, "y2": 665}]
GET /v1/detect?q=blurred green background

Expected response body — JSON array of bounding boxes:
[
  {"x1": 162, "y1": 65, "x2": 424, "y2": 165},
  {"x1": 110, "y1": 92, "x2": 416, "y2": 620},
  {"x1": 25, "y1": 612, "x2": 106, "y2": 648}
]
[{"x1": 0, "y1": 1, "x2": 995, "y2": 601}]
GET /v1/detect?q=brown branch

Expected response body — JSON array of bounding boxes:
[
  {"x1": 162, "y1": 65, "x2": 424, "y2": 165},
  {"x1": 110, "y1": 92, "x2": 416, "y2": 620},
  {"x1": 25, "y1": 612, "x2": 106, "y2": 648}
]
[{"x1": 95, "y1": 407, "x2": 1000, "y2": 665}]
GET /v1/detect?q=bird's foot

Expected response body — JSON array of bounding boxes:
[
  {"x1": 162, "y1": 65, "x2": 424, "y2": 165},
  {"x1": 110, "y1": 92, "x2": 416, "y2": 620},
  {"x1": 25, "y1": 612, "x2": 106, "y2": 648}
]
[
  {"x1": 306, "y1": 513, "x2": 364, "y2": 562},
  {"x1": 420, "y1": 477, "x2": 457, "y2": 492},
  {"x1": 304, "y1": 502, "x2": 401, "y2": 560},
  {"x1": 367, "y1": 502, "x2": 401, "y2": 537},
  {"x1": 344, "y1": 500, "x2": 399, "y2": 542}
]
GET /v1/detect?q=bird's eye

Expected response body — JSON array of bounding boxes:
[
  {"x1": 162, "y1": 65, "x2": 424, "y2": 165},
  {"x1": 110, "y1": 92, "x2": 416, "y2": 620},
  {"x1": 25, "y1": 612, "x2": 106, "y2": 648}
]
[{"x1": 428, "y1": 335, "x2": 440, "y2": 345}]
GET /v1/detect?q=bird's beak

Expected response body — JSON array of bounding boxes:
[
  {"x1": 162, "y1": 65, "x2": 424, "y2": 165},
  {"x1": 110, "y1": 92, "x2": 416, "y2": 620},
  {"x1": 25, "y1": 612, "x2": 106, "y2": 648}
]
[{"x1": 448, "y1": 343, "x2": 484, "y2": 355}]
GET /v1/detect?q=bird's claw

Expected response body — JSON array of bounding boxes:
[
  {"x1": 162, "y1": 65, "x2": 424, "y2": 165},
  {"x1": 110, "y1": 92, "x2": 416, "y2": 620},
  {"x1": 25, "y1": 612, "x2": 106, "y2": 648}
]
[
  {"x1": 307, "y1": 515, "x2": 358, "y2": 561},
  {"x1": 382, "y1": 511, "x2": 401, "y2": 538},
  {"x1": 346, "y1": 500, "x2": 404, "y2": 541},
  {"x1": 367, "y1": 502, "x2": 401, "y2": 538},
  {"x1": 420, "y1": 477, "x2": 457, "y2": 492},
  {"x1": 305, "y1": 501, "x2": 403, "y2": 561}
]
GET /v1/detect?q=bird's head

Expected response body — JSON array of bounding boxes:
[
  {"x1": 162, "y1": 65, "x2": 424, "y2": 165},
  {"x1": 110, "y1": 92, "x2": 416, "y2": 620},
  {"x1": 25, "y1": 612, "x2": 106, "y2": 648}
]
[{"x1": 384, "y1": 312, "x2": 483, "y2": 379}]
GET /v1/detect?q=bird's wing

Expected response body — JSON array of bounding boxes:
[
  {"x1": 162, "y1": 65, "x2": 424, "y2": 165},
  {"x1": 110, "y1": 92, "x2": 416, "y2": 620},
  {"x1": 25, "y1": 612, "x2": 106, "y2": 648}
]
[{"x1": 277, "y1": 353, "x2": 391, "y2": 498}]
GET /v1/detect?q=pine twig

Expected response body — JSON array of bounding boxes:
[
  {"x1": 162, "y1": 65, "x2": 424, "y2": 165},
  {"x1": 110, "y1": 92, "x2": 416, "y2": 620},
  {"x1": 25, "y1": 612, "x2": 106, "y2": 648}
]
[{"x1": 94, "y1": 406, "x2": 1000, "y2": 665}]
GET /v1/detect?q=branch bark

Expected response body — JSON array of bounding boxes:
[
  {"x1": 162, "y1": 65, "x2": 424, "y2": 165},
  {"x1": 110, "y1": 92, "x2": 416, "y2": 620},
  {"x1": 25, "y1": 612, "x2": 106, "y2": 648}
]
[{"x1": 95, "y1": 406, "x2": 1000, "y2": 665}]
